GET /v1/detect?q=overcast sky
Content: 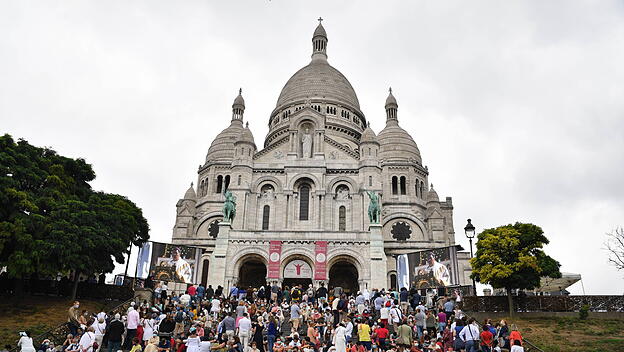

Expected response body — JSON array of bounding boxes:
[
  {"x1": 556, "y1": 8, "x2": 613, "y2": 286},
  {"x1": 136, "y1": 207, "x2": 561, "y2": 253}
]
[{"x1": 1, "y1": 1, "x2": 623, "y2": 294}]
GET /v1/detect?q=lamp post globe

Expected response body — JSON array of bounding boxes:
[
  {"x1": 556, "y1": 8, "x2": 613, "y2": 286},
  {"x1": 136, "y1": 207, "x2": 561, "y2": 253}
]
[{"x1": 464, "y1": 218, "x2": 477, "y2": 295}]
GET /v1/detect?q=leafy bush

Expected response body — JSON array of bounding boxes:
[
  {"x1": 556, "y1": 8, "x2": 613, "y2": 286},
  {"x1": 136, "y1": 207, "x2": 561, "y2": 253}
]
[{"x1": 579, "y1": 304, "x2": 590, "y2": 320}]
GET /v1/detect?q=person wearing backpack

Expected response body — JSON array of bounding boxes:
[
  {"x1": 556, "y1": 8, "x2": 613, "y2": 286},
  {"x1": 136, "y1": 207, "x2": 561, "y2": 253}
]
[{"x1": 174, "y1": 309, "x2": 185, "y2": 336}]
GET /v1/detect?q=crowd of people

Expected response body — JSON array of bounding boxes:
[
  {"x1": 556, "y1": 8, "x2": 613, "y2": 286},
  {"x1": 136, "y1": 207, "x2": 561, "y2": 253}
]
[{"x1": 14, "y1": 282, "x2": 526, "y2": 352}]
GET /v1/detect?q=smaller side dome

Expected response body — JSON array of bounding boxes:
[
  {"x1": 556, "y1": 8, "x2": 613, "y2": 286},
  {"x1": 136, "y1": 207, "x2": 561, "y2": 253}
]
[
  {"x1": 236, "y1": 122, "x2": 256, "y2": 148},
  {"x1": 426, "y1": 184, "x2": 439, "y2": 203},
  {"x1": 205, "y1": 120, "x2": 245, "y2": 162},
  {"x1": 184, "y1": 183, "x2": 197, "y2": 200},
  {"x1": 360, "y1": 123, "x2": 378, "y2": 144}
]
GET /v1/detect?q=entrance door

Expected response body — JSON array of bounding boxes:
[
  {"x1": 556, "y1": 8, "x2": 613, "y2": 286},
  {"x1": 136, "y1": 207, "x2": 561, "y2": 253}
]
[
  {"x1": 238, "y1": 260, "x2": 267, "y2": 288},
  {"x1": 329, "y1": 261, "x2": 359, "y2": 295},
  {"x1": 283, "y1": 278, "x2": 312, "y2": 289}
]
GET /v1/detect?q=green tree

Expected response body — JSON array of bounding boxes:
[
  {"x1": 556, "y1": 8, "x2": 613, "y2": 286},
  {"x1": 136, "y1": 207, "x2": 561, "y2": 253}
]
[
  {"x1": 470, "y1": 222, "x2": 561, "y2": 317},
  {"x1": 0, "y1": 134, "x2": 149, "y2": 297}
]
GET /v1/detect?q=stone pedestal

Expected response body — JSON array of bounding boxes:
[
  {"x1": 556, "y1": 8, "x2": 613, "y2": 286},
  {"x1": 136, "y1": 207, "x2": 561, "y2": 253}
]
[
  {"x1": 207, "y1": 222, "x2": 231, "y2": 289},
  {"x1": 369, "y1": 224, "x2": 387, "y2": 290}
]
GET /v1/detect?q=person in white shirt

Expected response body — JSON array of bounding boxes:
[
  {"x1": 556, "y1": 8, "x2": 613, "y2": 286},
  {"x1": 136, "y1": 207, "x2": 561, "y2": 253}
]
[
  {"x1": 91, "y1": 318, "x2": 106, "y2": 352},
  {"x1": 510, "y1": 340, "x2": 524, "y2": 352},
  {"x1": 180, "y1": 293, "x2": 192, "y2": 306},
  {"x1": 238, "y1": 313, "x2": 252, "y2": 350},
  {"x1": 17, "y1": 332, "x2": 35, "y2": 352},
  {"x1": 211, "y1": 298, "x2": 221, "y2": 318},
  {"x1": 458, "y1": 319, "x2": 480, "y2": 352},
  {"x1": 142, "y1": 315, "x2": 156, "y2": 344},
  {"x1": 78, "y1": 327, "x2": 96, "y2": 352}
]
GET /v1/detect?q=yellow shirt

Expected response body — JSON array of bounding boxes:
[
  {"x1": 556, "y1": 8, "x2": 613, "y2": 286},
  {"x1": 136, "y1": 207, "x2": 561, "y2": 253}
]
[{"x1": 358, "y1": 323, "x2": 371, "y2": 342}]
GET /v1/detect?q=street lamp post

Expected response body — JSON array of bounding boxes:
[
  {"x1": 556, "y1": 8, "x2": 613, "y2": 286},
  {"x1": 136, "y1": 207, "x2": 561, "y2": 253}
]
[{"x1": 464, "y1": 218, "x2": 477, "y2": 295}]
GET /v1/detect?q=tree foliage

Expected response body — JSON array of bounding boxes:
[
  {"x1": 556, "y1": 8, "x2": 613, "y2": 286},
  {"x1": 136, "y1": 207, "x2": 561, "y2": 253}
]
[
  {"x1": 0, "y1": 134, "x2": 149, "y2": 278},
  {"x1": 470, "y1": 222, "x2": 561, "y2": 292}
]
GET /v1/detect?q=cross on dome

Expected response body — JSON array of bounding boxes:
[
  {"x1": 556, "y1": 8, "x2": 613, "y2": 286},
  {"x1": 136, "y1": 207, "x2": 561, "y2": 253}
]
[{"x1": 318, "y1": 17, "x2": 323, "y2": 23}]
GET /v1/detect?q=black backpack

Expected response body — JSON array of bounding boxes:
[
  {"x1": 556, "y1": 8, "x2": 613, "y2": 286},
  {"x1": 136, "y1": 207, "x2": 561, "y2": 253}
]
[{"x1": 175, "y1": 311, "x2": 184, "y2": 323}]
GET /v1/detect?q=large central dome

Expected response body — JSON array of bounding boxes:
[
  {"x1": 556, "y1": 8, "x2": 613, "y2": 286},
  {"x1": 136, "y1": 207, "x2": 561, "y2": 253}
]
[{"x1": 275, "y1": 60, "x2": 360, "y2": 110}]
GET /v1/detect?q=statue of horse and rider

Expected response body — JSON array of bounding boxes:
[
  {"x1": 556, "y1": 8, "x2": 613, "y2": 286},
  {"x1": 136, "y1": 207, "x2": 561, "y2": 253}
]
[
  {"x1": 367, "y1": 191, "x2": 381, "y2": 224},
  {"x1": 222, "y1": 190, "x2": 237, "y2": 222}
]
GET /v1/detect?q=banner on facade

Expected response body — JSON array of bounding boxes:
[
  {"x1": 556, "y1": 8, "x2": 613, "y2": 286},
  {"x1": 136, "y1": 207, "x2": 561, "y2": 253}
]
[
  {"x1": 314, "y1": 241, "x2": 328, "y2": 280},
  {"x1": 268, "y1": 240, "x2": 282, "y2": 279}
]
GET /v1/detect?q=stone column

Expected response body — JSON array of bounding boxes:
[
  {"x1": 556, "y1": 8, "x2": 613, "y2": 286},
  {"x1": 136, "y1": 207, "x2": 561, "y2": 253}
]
[
  {"x1": 207, "y1": 222, "x2": 231, "y2": 289},
  {"x1": 369, "y1": 224, "x2": 387, "y2": 290}
]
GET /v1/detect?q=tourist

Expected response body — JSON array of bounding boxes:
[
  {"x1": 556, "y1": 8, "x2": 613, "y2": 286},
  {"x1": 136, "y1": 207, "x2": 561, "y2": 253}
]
[
  {"x1": 395, "y1": 319, "x2": 411, "y2": 350},
  {"x1": 143, "y1": 313, "x2": 156, "y2": 346},
  {"x1": 332, "y1": 323, "x2": 347, "y2": 352},
  {"x1": 238, "y1": 312, "x2": 252, "y2": 350},
  {"x1": 68, "y1": 301, "x2": 81, "y2": 336},
  {"x1": 18, "y1": 332, "x2": 35, "y2": 352},
  {"x1": 91, "y1": 317, "x2": 106, "y2": 352},
  {"x1": 185, "y1": 327, "x2": 201, "y2": 352},
  {"x1": 130, "y1": 338, "x2": 143, "y2": 352},
  {"x1": 459, "y1": 318, "x2": 480, "y2": 352},
  {"x1": 510, "y1": 340, "x2": 524, "y2": 352},
  {"x1": 252, "y1": 318, "x2": 266, "y2": 352},
  {"x1": 78, "y1": 326, "x2": 96, "y2": 352},
  {"x1": 145, "y1": 337, "x2": 160, "y2": 352},
  {"x1": 509, "y1": 325, "x2": 523, "y2": 348},
  {"x1": 358, "y1": 318, "x2": 372, "y2": 351},
  {"x1": 480, "y1": 325, "x2": 494, "y2": 352},
  {"x1": 106, "y1": 314, "x2": 125, "y2": 352},
  {"x1": 125, "y1": 307, "x2": 140, "y2": 350}
]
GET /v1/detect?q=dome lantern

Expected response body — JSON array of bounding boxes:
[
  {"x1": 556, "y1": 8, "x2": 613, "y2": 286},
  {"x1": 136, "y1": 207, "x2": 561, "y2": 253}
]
[
  {"x1": 385, "y1": 87, "x2": 398, "y2": 123},
  {"x1": 232, "y1": 88, "x2": 245, "y2": 122},
  {"x1": 311, "y1": 17, "x2": 328, "y2": 62}
]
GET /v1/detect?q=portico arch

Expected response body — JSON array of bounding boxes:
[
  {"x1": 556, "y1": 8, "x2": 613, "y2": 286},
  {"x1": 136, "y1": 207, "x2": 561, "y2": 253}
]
[
  {"x1": 235, "y1": 253, "x2": 267, "y2": 289},
  {"x1": 327, "y1": 254, "x2": 361, "y2": 295}
]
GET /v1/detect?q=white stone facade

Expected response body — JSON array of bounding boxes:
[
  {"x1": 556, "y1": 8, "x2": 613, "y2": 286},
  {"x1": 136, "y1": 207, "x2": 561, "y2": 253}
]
[{"x1": 171, "y1": 21, "x2": 471, "y2": 291}]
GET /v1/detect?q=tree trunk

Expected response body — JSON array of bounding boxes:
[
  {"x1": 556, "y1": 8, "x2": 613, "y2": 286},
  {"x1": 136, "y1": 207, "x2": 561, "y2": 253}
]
[
  {"x1": 506, "y1": 287, "x2": 514, "y2": 318},
  {"x1": 71, "y1": 270, "x2": 80, "y2": 301}
]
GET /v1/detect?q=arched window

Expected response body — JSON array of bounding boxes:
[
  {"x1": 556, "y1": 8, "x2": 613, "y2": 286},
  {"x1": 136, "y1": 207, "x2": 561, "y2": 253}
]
[
  {"x1": 369, "y1": 176, "x2": 373, "y2": 187},
  {"x1": 262, "y1": 205, "x2": 270, "y2": 230},
  {"x1": 237, "y1": 175, "x2": 241, "y2": 186},
  {"x1": 224, "y1": 175, "x2": 230, "y2": 191},
  {"x1": 400, "y1": 176, "x2": 406, "y2": 195},
  {"x1": 299, "y1": 184, "x2": 310, "y2": 221},
  {"x1": 391, "y1": 176, "x2": 398, "y2": 195},
  {"x1": 216, "y1": 175, "x2": 223, "y2": 194},
  {"x1": 200, "y1": 180, "x2": 205, "y2": 196},
  {"x1": 338, "y1": 206, "x2": 346, "y2": 232},
  {"x1": 415, "y1": 182, "x2": 419, "y2": 198},
  {"x1": 390, "y1": 273, "x2": 397, "y2": 290},
  {"x1": 420, "y1": 181, "x2": 424, "y2": 198}
]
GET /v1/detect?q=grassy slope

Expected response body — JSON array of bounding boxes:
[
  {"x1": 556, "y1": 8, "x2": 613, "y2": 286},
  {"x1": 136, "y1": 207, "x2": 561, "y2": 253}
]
[
  {"x1": 0, "y1": 296, "x2": 113, "y2": 348},
  {"x1": 509, "y1": 316, "x2": 624, "y2": 352}
]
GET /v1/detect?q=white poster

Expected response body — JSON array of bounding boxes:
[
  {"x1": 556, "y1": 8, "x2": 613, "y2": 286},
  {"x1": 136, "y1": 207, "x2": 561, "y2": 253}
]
[{"x1": 283, "y1": 260, "x2": 312, "y2": 278}]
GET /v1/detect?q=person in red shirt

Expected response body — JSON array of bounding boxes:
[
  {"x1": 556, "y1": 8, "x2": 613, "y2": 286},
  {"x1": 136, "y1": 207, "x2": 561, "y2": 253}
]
[
  {"x1": 188, "y1": 284, "x2": 197, "y2": 297},
  {"x1": 374, "y1": 323, "x2": 389, "y2": 350},
  {"x1": 480, "y1": 326, "x2": 494, "y2": 352}
]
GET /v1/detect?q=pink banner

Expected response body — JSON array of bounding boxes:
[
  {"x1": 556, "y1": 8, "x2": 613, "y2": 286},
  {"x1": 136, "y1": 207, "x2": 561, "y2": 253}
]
[
  {"x1": 314, "y1": 241, "x2": 328, "y2": 280},
  {"x1": 268, "y1": 240, "x2": 282, "y2": 279}
]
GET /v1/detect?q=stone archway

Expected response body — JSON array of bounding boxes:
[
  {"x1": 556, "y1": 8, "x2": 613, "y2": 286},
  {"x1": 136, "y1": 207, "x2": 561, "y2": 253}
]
[
  {"x1": 328, "y1": 259, "x2": 359, "y2": 295},
  {"x1": 237, "y1": 255, "x2": 267, "y2": 289}
]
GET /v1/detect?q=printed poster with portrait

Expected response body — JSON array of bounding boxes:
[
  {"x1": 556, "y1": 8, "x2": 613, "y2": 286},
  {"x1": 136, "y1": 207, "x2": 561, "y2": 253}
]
[
  {"x1": 396, "y1": 246, "x2": 460, "y2": 290},
  {"x1": 137, "y1": 241, "x2": 203, "y2": 284}
]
